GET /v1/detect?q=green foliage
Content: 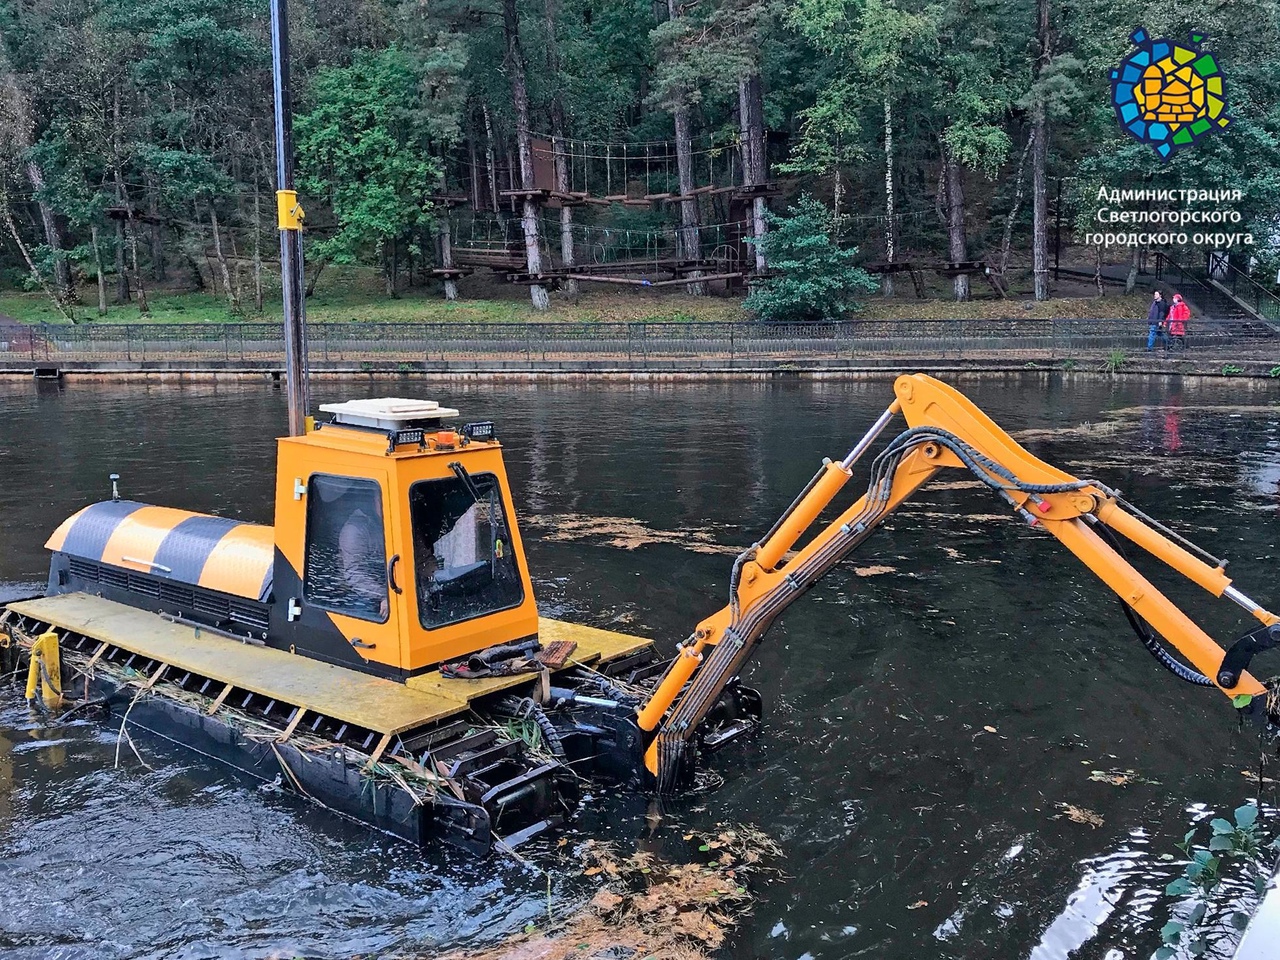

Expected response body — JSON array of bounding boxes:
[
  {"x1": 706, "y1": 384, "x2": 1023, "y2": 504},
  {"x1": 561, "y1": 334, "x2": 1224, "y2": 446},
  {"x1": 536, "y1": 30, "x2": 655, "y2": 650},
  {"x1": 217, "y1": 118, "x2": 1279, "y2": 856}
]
[
  {"x1": 3, "y1": 0, "x2": 1280, "y2": 320},
  {"x1": 744, "y1": 195, "x2": 877, "y2": 322},
  {"x1": 1158, "y1": 803, "x2": 1280, "y2": 958},
  {"x1": 296, "y1": 46, "x2": 458, "y2": 271},
  {"x1": 1101, "y1": 348, "x2": 1126, "y2": 373},
  {"x1": 1222, "y1": 364, "x2": 1245, "y2": 375}
]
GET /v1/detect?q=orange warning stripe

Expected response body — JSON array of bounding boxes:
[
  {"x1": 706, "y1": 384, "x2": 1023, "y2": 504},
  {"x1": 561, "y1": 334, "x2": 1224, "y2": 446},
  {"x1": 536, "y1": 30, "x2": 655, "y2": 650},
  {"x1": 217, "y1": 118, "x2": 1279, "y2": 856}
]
[
  {"x1": 198, "y1": 524, "x2": 275, "y2": 601},
  {"x1": 100, "y1": 506, "x2": 209, "y2": 574},
  {"x1": 44, "y1": 507, "x2": 88, "y2": 552}
]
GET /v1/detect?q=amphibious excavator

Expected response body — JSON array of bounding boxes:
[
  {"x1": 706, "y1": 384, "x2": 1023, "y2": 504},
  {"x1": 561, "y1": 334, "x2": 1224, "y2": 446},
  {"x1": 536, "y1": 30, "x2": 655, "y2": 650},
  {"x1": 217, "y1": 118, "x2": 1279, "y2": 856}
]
[{"x1": 3, "y1": 374, "x2": 1277, "y2": 853}]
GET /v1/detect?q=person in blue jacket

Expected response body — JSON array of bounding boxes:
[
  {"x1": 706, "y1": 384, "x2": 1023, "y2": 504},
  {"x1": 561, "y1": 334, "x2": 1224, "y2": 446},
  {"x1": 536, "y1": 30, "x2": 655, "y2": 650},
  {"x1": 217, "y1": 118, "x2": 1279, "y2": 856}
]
[{"x1": 1146, "y1": 290, "x2": 1169, "y2": 351}]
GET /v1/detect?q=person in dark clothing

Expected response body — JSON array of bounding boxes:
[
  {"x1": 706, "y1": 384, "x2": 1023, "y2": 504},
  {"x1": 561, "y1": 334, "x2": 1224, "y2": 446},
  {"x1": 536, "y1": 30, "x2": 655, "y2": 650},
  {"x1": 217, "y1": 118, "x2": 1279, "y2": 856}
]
[{"x1": 1145, "y1": 290, "x2": 1169, "y2": 351}]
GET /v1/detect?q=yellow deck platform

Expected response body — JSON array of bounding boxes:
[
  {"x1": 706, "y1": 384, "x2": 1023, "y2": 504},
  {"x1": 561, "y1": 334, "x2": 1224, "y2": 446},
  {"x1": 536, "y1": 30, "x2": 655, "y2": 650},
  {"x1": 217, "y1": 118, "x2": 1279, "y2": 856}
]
[{"x1": 5, "y1": 593, "x2": 653, "y2": 736}]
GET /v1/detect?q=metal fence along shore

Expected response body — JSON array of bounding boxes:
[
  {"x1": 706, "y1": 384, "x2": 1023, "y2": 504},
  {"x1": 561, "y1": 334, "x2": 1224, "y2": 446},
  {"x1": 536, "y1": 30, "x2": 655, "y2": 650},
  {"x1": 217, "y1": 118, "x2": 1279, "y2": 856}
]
[{"x1": 1, "y1": 318, "x2": 1277, "y2": 366}]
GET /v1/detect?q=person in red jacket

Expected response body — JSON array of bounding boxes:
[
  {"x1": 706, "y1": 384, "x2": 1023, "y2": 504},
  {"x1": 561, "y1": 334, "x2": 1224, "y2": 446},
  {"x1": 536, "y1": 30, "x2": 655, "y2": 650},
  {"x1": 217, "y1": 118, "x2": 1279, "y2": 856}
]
[{"x1": 1167, "y1": 294, "x2": 1190, "y2": 350}]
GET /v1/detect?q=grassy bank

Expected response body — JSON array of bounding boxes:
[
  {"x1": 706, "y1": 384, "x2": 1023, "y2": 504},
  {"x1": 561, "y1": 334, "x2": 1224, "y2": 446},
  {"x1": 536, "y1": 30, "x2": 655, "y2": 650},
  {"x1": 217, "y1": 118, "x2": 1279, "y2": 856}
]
[{"x1": 0, "y1": 264, "x2": 1155, "y2": 326}]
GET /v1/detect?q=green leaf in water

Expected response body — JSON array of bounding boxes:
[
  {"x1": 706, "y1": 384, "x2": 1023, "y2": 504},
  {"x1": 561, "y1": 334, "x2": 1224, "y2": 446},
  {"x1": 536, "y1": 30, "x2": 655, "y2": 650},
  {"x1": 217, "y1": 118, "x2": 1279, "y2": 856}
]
[
  {"x1": 1235, "y1": 804, "x2": 1259, "y2": 829},
  {"x1": 698, "y1": 844, "x2": 711, "y2": 851},
  {"x1": 1210, "y1": 818, "x2": 1235, "y2": 835},
  {"x1": 1155, "y1": 948, "x2": 1176, "y2": 960},
  {"x1": 1166, "y1": 877, "x2": 1192, "y2": 896},
  {"x1": 1160, "y1": 920, "x2": 1184, "y2": 942},
  {"x1": 1231, "y1": 910, "x2": 1251, "y2": 930},
  {"x1": 1208, "y1": 835, "x2": 1235, "y2": 852},
  {"x1": 1232, "y1": 694, "x2": 1253, "y2": 708}
]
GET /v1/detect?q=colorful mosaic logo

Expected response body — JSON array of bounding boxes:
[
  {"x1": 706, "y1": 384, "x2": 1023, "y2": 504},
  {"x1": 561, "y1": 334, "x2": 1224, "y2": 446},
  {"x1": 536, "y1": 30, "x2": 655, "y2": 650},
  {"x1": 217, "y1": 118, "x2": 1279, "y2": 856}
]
[{"x1": 1110, "y1": 27, "x2": 1230, "y2": 161}]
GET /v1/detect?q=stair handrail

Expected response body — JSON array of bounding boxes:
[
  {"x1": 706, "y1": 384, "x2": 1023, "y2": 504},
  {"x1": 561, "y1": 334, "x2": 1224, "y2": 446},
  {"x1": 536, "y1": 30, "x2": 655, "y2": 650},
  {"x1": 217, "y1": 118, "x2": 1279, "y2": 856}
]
[
  {"x1": 1207, "y1": 253, "x2": 1280, "y2": 326},
  {"x1": 1154, "y1": 251, "x2": 1214, "y2": 294}
]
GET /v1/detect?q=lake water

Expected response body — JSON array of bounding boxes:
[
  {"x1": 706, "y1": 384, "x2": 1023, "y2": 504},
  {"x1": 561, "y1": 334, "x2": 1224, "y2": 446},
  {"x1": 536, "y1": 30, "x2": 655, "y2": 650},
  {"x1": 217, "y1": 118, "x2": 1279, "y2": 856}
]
[{"x1": 1, "y1": 373, "x2": 1278, "y2": 959}]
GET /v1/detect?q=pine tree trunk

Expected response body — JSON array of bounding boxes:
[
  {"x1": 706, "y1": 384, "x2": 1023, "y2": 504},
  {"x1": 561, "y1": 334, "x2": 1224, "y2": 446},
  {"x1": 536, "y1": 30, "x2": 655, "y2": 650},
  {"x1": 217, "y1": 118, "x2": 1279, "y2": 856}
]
[
  {"x1": 253, "y1": 179, "x2": 264, "y2": 312},
  {"x1": 25, "y1": 161, "x2": 75, "y2": 302},
  {"x1": 944, "y1": 148, "x2": 969, "y2": 301},
  {"x1": 385, "y1": 236, "x2": 399, "y2": 297},
  {"x1": 503, "y1": 0, "x2": 550, "y2": 310},
  {"x1": 182, "y1": 243, "x2": 205, "y2": 291},
  {"x1": 114, "y1": 219, "x2": 130, "y2": 303},
  {"x1": 667, "y1": 0, "x2": 704, "y2": 295},
  {"x1": 883, "y1": 94, "x2": 895, "y2": 297},
  {"x1": 90, "y1": 224, "x2": 107, "y2": 316},
  {"x1": 468, "y1": 115, "x2": 482, "y2": 210},
  {"x1": 209, "y1": 206, "x2": 239, "y2": 312},
  {"x1": 999, "y1": 130, "x2": 1034, "y2": 277},
  {"x1": 555, "y1": 139, "x2": 577, "y2": 299},
  {"x1": 483, "y1": 104, "x2": 500, "y2": 214},
  {"x1": 439, "y1": 218, "x2": 458, "y2": 301},
  {"x1": 116, "y1": 174, "x2": 148, "y2": 314},
  {"x1": 227, "y1": 217, "x2": 245, "y2": 307},
  {"x1": 738, "y1": 73, "x2": 768, "y2": 274},
  {"x1": 148, "y1": 176, "x2": 165, "y2": 281},
  {"x1": 543, "y1": 0, "x2": 578, "y2": 299},
  {"x1": 1125, "y1": 245, "x2": 1140, "y2": 293},
  {"x1": 26, "y1": 164, "x2": 74, "y2": 301},
  {"x1": 673, "y1": 106, "x2": 703, "y2": 294},
  {"x1": 110, "y1": 86, "x2": 130, "y2": 304},
  {"x1": 129, "y1": 220, "x2": 149, "y2": 315},
  {"x1": 1031, "y1": 110, "x2": 1048, "y2": 301},
  {"x1": 306, "y1": 259, "x2": 325, "y2": 297},
  {"x1": 1031, "y1": 0, "x2": 1051, "y2": 302}
]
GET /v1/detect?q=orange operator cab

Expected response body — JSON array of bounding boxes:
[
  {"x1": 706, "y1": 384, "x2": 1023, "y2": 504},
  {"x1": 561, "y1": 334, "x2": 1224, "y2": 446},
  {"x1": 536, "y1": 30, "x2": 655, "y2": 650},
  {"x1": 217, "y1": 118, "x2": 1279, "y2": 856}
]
[
  {"x1": 271, "y1": 399, "x2": 539, "y2": 679},
  {"x1": 41, "y1": 398, "x2": 543, "y2": 684}
]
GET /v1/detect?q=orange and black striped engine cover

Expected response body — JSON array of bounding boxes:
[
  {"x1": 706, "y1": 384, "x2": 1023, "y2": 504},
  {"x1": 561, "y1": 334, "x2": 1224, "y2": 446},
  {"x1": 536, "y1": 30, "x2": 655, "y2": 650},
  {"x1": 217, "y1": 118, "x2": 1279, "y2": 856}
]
[{"x1": 45, "y1": 501, "x2": 275, "y2": 637}]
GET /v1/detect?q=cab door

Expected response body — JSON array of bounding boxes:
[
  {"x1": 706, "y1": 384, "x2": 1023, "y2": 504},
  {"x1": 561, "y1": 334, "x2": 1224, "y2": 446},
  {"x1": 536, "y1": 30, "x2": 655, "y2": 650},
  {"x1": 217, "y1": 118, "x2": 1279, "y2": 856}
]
[{"x1": 289, "y1": 466, "x2": 408, "y2": 675}]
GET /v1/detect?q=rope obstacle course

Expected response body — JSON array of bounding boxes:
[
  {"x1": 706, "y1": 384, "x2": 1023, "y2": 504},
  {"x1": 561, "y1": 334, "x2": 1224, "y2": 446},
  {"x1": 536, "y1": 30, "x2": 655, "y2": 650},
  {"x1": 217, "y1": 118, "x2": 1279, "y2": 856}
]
[{"x1": 434, "y1": 129, "x2": 779, "y2": 297}]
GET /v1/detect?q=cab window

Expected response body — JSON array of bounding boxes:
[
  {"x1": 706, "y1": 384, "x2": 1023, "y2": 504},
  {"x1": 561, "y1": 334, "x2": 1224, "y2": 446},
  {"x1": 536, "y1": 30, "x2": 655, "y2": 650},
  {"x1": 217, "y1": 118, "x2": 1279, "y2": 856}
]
[
  {"x1": 410, "y1": 472, "x2": 524, "y2": 629},
  {"x1": 304, "y1": 474, "x2": 388, "y2": 622}
]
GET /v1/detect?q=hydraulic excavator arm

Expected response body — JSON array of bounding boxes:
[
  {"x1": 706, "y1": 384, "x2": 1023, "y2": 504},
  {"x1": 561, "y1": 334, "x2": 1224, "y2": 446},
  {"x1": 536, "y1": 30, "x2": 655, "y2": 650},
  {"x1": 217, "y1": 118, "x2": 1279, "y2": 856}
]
[{"x1": 636, "y1": 374, "x2": 1280, "y2": 790}]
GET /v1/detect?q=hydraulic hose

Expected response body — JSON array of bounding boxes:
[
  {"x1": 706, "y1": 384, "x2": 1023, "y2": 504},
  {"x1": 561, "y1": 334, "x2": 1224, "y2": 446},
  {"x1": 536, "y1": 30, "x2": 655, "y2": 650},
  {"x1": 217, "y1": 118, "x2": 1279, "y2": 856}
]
[{"x1": 1089, "y1": 519, "x2": 1214, "y2": 686}]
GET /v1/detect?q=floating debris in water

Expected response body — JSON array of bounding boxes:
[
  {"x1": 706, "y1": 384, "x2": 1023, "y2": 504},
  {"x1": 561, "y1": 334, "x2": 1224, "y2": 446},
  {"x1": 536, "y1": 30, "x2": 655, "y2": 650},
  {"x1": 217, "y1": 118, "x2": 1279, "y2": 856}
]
[
  {"x1": 525, "y1": 513, "x2": 736, "y2": 554},
  {"x1": 439, "y1": 826, "x2": 780, "y2": 960},
  {"x1": 524, "y1": 513, "x2": 897, "y2": 576},
  {"x1": 1056, "y1": 804, "x2": 1104, "y2": 828},
  {"x1": 1088, "y1": 768, "x2": 1160, "y2": 787}
]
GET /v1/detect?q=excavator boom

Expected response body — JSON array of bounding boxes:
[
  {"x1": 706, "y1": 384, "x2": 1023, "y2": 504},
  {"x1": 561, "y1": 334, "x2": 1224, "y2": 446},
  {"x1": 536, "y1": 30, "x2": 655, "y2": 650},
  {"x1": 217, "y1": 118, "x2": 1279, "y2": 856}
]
[{"x1": 637, "y1": 374, "x2": 1279, "y2": 790}]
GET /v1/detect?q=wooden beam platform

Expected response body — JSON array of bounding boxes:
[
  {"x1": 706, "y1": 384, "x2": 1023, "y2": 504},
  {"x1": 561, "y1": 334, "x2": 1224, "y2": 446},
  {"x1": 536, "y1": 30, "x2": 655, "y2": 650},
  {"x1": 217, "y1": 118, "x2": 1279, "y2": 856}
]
[
  {"x1": 6, "y1": 593, "x2": 653, "y2": 736},
  {"x1": 499, "y1": 188, "x2": 553, "y2": 202}
]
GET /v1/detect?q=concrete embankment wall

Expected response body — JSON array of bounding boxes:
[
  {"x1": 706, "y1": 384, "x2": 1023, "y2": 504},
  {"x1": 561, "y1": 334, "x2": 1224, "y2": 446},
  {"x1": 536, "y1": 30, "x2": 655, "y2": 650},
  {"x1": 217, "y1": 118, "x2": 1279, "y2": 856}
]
[{"x1": 2, "y1": 355, "x2": 1279, "y2": 381}]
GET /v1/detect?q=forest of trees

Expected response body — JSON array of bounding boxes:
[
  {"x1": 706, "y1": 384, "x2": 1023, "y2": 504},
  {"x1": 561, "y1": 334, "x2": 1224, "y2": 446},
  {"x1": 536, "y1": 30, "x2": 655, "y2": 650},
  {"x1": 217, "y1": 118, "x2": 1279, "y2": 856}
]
[{"x1": 0, "y1": 0, "x2": 1278, "y2": 321}]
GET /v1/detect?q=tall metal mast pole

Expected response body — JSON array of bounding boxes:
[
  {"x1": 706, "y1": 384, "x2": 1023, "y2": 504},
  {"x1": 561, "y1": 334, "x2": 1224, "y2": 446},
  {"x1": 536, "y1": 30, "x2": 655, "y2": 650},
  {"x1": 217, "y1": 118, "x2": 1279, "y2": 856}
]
[{"x1": 270, "y1": 0, "x2": 310, "y2": 436}]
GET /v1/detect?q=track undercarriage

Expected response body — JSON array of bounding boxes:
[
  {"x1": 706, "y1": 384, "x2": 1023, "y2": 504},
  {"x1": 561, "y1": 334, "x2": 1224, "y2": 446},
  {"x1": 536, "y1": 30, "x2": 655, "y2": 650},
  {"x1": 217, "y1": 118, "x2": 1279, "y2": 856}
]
[{"x1": 1, "y1": 602, "x2": 761, "y2": 855}]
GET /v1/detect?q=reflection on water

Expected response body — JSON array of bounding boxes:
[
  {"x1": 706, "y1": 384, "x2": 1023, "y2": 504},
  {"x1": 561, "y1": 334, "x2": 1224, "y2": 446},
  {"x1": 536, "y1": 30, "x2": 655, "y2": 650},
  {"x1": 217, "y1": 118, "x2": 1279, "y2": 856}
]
[{"x1": 1, "y1": 374, "x2": 1278, "y2": 959}]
